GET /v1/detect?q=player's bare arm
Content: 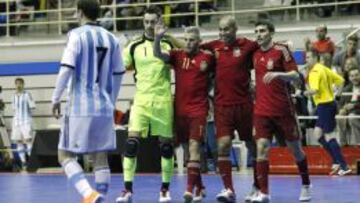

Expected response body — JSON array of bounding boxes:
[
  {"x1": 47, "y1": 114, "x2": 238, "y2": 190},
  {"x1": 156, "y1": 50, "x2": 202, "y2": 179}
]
[
  {"x1": 303, "y1": 89, "x2": 318, "y2": 97},
  {"x1": 263, "y1": 70, "x2": 300, "y2": 84}
]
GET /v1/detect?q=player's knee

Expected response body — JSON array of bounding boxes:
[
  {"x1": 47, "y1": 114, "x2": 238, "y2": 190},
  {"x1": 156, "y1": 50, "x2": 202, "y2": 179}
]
[
  {"x1": 58, "y1": 150, "x2": 75, "y2": 166},
  {"x1": 217, "y1": 138, "x2": 231, "y2": 155},
  {"x1": 92, "y1": 152, "x2": 109, "y2": 168},
  {"x1": 124, "y1": 137, "x2": 140, "y2": 158},
  {"x1": 287, "y1": 142, "x2": 305, "y2": 161},
  {"x1": 324, "y1": 132, "x2": 337, "y2": 142},
  {"x1": 188, "y1": 140, "x2": 200, "y2": 161},
  {"x1": 256, "y1": 139, "x2": 270, "y2": 160},
  {"x1": 160, "y1": 142, "x2": 174, "y2": 159}
]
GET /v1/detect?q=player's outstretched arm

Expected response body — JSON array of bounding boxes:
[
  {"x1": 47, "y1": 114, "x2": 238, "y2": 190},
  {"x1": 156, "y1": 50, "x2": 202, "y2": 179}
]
[
  {"x1": 153, "y1": 22, "x2": 170, "y2": 63},
  {"x1": 263, "y1": 70, "x2": 300, "y2": 84}
]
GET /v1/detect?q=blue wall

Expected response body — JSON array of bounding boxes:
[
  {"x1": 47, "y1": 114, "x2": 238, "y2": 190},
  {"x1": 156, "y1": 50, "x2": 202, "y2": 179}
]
[{"x1": 0, "y1": 62, "x2": 60, "y2": 76}]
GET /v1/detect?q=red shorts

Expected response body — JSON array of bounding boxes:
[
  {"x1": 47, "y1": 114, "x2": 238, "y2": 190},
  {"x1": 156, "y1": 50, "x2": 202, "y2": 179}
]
[
  {"x1": 214, "y1": 102, "x2": 253, "y2": 141},
  {"x1": 175, "y1": 115, "x2": 207, "y2": 144},
  {"x1": 254, "y1": 114, "x2": 300, "y2": 141}
]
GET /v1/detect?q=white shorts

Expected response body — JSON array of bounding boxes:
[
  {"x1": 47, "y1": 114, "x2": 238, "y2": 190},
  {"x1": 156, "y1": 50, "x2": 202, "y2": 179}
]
[
  {"x1": 58, "y1": 115, "x2": 116, "y2": 154},
  {"x1": 11, "y1": 123, "x2": 33, "y2": 141}
]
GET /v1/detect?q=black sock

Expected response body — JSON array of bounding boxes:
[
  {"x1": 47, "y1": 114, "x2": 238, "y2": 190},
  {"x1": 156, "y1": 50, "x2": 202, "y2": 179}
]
[
  {"x1": 125, "y1": 181, "x2": 133, "y2": 192},
  {"x1": 161, "y1": 182, "x2": 170, "y2": 191}
]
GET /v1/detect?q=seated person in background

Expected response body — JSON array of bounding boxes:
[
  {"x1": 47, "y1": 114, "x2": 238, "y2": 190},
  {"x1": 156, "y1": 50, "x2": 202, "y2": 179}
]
[
  {"x1": 340, "y1": 57, "x2": 359, "y2": 86},
  {"x1": 333, "y1": 34, "x2": 360, "y2": 76},
  {"x1": 338, "y1": 67, "x2": 360, "y2": 146},
  {"x1": 116, "y1": 0, "x2": 146, "y2": 30}
]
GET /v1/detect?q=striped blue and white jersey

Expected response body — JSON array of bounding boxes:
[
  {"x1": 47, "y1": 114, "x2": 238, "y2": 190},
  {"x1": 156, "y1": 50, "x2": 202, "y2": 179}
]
[
  {"x1": 54, "y1": 23, "x2": 125, "y2": 117},
  {"x1": 12, "y1": 91, "x2": 35, "y2": 125}
]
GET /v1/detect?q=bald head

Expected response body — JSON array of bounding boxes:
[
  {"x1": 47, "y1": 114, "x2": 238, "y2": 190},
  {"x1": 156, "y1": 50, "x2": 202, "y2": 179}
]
[
  {"x1": 219, "y1": 16, "x2": 237, "y2": 29},
  {"x1": 219, "y1": 16, "x2": 237, "y2": 44}
]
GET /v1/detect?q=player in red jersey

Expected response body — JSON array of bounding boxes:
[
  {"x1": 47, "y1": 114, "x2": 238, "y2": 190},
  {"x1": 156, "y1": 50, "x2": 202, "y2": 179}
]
[
  {"x1": 251, "y1": 20, "x2": 311, "y2": 203},
  {"x1": 153, "y1": 24, "x2": 214, "y2": 203},
  {"x1": 201, "y1": 16, "x2": 259, "y2": 202}
]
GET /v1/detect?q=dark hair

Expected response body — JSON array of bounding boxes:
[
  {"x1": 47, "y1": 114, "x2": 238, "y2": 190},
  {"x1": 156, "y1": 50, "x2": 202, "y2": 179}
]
[
  {"x1": 347, "y1": 34, "x2": 359, "y2": 44},
  {"x1": 0, "y1": 86, "x2": 2, "y2": 93},
  {"x1": 255, "y1": 20, "x2": 275, "y2": 33},
  {"x1": 77, "y1": 0, "x2": 100, "y2": 21},
  {"x1": 144, "y1": 6, "x2": 162, "y2": 18},
  {"x1": 15, "y1": 77, "x2": 24, "y2": 84}
]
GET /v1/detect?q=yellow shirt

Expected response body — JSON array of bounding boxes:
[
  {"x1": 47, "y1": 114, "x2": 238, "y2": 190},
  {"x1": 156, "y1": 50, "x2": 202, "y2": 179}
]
[{"x1": 308, "y1": 63, "x2": 344, "y2": 105}]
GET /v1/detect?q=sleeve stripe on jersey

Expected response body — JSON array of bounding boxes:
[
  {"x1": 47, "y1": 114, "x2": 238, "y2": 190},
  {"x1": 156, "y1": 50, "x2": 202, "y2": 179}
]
[
  {"x1": 274, "y1": 44, "x2": 291, "y2": 62},
  {"x1": 129, "y1": 38, "x2": 146, "y2": 67},
  {"x1": 61, "y1": 63, "x2": 75, "y2": 69},
  {"x1": 113, "y1": 70, "x2": 126, "y2": 75}
]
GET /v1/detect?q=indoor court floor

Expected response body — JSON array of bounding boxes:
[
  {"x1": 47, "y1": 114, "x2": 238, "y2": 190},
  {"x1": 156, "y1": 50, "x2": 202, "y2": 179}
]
[{"x1": 0, "y1": 173, "x2": 359, "y2": 203}]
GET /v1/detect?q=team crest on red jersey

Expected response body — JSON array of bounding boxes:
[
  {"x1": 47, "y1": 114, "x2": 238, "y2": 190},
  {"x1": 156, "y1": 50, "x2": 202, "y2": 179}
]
[
  {"x1": 267, "y1": 59, "x2": 274, "y2": 70},
  {"x1": 200, "y1": 60, "x2": 208, "y2": 71},
  {"x1": 233, "y1": 47, "x2": 241, "y2": 57}
]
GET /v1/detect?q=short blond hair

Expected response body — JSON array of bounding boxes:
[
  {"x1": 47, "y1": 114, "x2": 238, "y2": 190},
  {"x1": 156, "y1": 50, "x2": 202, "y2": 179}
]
[{"x1": 185, "y1": 26, "x2": 200, "y2": 36}]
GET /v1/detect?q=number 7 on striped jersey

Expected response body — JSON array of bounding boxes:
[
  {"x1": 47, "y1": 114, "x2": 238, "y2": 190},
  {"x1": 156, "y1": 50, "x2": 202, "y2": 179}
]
[{"x1": 96, "y1": 47, "x2": 108, "y2": 83}]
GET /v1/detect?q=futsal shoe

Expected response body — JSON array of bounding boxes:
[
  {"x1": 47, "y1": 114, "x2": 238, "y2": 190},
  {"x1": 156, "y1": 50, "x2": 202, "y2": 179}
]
[
  {"x1": 251, "y1": 191, "x2": 270, "y2": 203},
  {"x1": 116, "y1": 190, "x2": 133, "y2": 203},
  {"x1": 183, "y1": 191, "x2": 193, "y2": 203},
  {"x1": 299, "y1": 185, "x2": 312, "y2": 202},
  {"x1": 245, "y1": 186, "x2": 259, "y2": 202},
  {"x1": 159, "y1": 189, "x2": 172, "y2": 203},
  {"x1": 193, "y1": 187, "x2": 206, "y2": 203},
  {"x1": 216, "y1": 188, "x2": 236, "y2": 203},
  {"x1": 338, "y1": 168, "x2": 352, "y2": 176},
  {"x1": 329, "y1": 164, "x2": 340, "y2": 176},
  {"x1": 81, "y1": 191, "x2": 104, "y2": 203}
]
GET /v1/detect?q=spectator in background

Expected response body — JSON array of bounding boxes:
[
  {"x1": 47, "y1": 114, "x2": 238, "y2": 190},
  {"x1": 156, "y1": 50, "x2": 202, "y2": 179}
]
[
  {"x1": 99, "y1": 0, "x2": 115, "y2": 30},
  {"x1": 305, "y1": 25, "x2": 336, "y2": 58},
  {"x1": 338, "y1": 67, "x2": 360, "y2": 146},
  {"x1": 333, "y1": 35, "x2": 360, "y2": 78},
  {"x1": 11, "y1": 78, "x2": 36, "y2": 171},
  {"x1": 116, "y1": 0, "x2": 146, "y2": 30},
  {"x1": 164, "y1": 0, "x2": 194, "y2": 27},
  {"x1": 341, "y1": 57, "x2": 359, "y2": 86}
]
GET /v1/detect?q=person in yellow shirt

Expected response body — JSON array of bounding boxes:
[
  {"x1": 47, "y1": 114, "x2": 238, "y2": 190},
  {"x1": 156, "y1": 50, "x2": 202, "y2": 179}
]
[{"x1": 305, "y1": 51, "x2": 352, "y2": 176}]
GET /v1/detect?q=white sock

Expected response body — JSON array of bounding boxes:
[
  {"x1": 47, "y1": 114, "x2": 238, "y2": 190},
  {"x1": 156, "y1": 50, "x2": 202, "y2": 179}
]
[
  {"x1": 62, "y1": 159, "x2": 93, "y2": 198},
  {"x1": 95, "y1": 167, "x2": 111, "y2": 194},
  {"x1": 17, "y1": 144, "x2": 26, "y2": 164}
]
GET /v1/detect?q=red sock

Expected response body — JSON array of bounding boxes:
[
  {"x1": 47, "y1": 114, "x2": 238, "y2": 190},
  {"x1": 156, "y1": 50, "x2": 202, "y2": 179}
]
[
  {"x1": 253, "y1": 160, "x2": 260, "y2": 189},
  {"x1": 296, "y1": 157, "x2": 310, "y2": 185},
  {"x1": 196, "y1": 169, "x2": 204, "y2": 189},
  {"x1": 218, "y1": 156, "x2": 234, "y2": 192},
  {"x1": 256, "y1": 160, "x2": 269, "y2": 194},
  {"x1": 187, "y1": 161, "x2": 200, "y2": 192}
]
